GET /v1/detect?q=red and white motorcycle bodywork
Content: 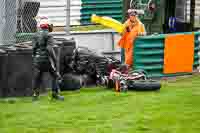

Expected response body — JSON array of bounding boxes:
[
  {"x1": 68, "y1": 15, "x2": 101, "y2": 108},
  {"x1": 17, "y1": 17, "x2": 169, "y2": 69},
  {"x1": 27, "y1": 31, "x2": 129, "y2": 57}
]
[{"x1": 109, "y1": 69, "x2": 147, "y2": 92}]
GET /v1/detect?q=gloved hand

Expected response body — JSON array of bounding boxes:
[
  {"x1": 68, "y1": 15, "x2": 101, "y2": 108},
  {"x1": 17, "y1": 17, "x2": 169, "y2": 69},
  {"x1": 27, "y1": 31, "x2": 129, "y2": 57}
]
[
  {"x1": 57, "y1": 77, "x2": 63, "y2": 85},
  {"x1": 126, "y1": 27, "x2": 130, "y2": 32},
  {"x1": 56, "y1": 72, "x2": 63, "y2": 84}
]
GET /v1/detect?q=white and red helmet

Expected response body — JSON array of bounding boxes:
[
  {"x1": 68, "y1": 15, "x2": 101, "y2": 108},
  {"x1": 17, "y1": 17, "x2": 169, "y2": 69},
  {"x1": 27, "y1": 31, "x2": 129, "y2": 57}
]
[
  {"x1": 148, "y1": 0, "x2": 156, "y2": 12},
  {"x1": 36, "y1": 16, "x2": 49, "y2": 29}
]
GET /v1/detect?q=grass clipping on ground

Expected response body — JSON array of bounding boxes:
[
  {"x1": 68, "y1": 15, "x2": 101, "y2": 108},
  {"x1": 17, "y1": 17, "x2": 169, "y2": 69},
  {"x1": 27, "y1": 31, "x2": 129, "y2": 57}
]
[{"x1": 1, "y1": 75, "x2": 200, "y2": 133}]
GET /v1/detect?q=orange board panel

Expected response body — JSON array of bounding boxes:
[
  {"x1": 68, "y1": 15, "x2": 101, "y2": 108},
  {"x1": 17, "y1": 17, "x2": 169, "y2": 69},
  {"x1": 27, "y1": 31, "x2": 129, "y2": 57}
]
[{"x1": 164, "y1": 34, "x2": 194, "y2": 74}]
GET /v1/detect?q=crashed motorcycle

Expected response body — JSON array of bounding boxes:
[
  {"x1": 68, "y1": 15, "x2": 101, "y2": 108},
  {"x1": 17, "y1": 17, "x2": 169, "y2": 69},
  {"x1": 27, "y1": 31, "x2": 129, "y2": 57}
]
[
  {"x1": 71, "y1": 47, "x2": 121, "y2": 86},
  {"x1": 70, "y1": 46, "x2": 161, "y2": 91},
  {"x1": 109, "y1": 68, "x2": 161, "y2": 92}
]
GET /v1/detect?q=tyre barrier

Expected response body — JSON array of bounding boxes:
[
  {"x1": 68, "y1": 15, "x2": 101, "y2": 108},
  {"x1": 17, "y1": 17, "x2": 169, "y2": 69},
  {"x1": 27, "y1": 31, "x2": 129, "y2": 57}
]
[
  {"x1": 0, "y1": 38, "x2": 77, "y2": 97},
  {"x1": 55, "y1": 38, "x2": 76, "y2": 76},
  {"x1": 17, "y1": 1, "x2": 40, "y2": 33},
  {"x1": 0, "y1": 49, "x2": 8, "y2": 97},
  {"x1": 59, "y1": 73, "x2": 81, "y2": 91},
  {"x1": 128, "y1": 80, "x2": 161, "y2": 91},
  {"x1": 0, "y1": 46, "x2": 33, "y2": 97}
]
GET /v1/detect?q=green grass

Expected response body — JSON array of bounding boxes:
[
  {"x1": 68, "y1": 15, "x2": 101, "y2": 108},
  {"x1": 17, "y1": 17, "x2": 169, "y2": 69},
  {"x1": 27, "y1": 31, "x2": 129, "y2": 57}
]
[{"x1": 1, "y1": 75, "x2": 200, "y2": 133}]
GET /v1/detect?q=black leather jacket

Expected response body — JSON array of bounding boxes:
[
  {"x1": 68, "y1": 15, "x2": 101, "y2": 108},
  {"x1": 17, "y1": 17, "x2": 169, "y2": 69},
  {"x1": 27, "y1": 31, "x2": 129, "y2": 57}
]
[{"x1": 32, "y1": 30, "x2": 56, "y2": 67}]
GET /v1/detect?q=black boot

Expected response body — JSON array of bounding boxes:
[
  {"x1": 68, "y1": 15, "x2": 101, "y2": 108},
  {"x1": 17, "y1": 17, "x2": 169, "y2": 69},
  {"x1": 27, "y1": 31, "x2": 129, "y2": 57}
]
[
  {"x1": 32, "y1": 90, "x2": 40, "y2": 101},
  {"x1": 52, "y1": 92, "x2": 64, "y2": 101}
]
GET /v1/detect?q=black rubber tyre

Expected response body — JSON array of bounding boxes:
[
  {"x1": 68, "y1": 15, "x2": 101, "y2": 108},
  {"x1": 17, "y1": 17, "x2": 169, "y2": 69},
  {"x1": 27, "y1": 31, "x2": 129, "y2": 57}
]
[
  {"x1": 55, "y1": 38, "x2": 76, "y2": 47},
  {"x1": 54, "y1": 38, "x2": 67, "y2": 42},
  {"x1": 55, "y1": 38, "x2": 76, "y2": 56},
  {"x1": 128, "y1": 80, "x2": 161, "y2": 91},
  {"x1": 23, "y1": 2, "x2": 40, "y2": 17},
  {"x1": 62, "y1": 38, "x2": 76, "y2": 47},
  {"x1": 61, "y1": 45, "x2": 76, "y2": 56},
  {"x1": 59, "y1": 54, "x2": 74, "y2": 75},
  {"x1": 59, "y1": 73, "x2": 81, "y2": 91},
  {"x1": 106, "y1": 79, "x2": 115, "y2": 89}
]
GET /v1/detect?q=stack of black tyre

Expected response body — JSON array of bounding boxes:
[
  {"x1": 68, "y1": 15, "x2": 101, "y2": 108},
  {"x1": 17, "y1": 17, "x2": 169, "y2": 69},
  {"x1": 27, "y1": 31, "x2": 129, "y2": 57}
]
[
  {"x1": 0, "y1": 49, "x2": 8, "y2": 97},
  {"x1": 17, "y1": 1, "x2": 40, "y2": 33},
  {"x1": 54, "y1": 38, "x2": 81, "y2": 91},
  {"x1": 55, "y1": 38, "x2": 76, "y2": 75},
  {"x1": 0, "y1": 45, "x2": 33, "y2": 97}
]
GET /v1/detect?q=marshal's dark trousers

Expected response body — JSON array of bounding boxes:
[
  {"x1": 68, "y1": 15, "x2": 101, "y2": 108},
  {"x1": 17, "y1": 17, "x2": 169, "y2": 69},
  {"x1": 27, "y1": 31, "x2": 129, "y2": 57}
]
[{"x1": 33, "y1": 62, "x2": 60, "y2": 93}]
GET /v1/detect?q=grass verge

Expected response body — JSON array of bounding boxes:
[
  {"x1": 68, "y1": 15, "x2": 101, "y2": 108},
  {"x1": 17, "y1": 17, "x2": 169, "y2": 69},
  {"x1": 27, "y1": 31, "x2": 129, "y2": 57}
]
[{"x1": 0, "y1": 75, "x2": 200, "y2": 133}]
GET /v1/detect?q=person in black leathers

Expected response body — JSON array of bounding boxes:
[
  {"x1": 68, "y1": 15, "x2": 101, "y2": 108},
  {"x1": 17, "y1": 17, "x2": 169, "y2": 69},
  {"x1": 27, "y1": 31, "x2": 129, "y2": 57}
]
[{"x1": 32, "y1": 23, "x2": 64, "y2": 101}]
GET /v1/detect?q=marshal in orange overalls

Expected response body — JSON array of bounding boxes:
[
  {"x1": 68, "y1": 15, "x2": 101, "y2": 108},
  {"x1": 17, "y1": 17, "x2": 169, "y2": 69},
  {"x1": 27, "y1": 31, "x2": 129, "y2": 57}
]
[{"x1": 118, "y1": 14, "x2": 146, "y2": 67}]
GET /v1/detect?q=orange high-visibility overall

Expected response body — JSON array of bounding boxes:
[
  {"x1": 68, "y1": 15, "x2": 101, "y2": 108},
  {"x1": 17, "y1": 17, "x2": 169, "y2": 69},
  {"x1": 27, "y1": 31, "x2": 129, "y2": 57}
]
[{"x1": 118, "y1": 18, "x2": 146, "y2": 67}]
